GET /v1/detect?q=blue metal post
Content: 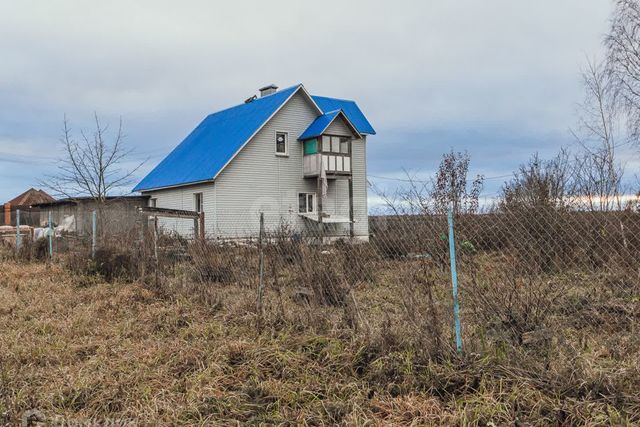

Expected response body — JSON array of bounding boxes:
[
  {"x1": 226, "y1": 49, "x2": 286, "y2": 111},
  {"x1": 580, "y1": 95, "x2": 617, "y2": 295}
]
[
  {"x1": 16, "y1": 209, "x2": 21, "y2": 252},
  {"x1": 48, "y1": 211, "x2": 53, "y2": 258},
  {"x1": 91, "y1": 209, "x2": 97, "y2": 259},
  {"x1": 447, "y1": 206, "x2": 463, "y2": 353}
]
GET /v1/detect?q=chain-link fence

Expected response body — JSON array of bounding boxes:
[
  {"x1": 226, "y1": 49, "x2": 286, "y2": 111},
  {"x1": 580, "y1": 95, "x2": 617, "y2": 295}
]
[{"x1": 3, "y1": 204, "x2": 640, "y2": 355}]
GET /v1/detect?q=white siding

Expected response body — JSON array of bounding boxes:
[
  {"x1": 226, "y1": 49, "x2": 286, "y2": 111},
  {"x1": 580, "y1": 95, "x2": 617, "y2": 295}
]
[
  {"x1": 325, "y1": 116, "x2": 352, "y2": 136},
  {"x1": 143, "y1": 182, "x2": 215, "y2": 238}
]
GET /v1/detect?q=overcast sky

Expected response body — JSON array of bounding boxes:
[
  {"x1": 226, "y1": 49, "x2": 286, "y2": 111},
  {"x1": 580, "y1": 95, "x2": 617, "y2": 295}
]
[{"x1": 0, "y1": 0, "x2": 621, "y2": 205}]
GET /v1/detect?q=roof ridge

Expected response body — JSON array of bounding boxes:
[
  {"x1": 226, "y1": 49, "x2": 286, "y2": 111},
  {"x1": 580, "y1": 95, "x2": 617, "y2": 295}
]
[
  {"x1": 313, "y1": 94, "x2": 356, "y2": 103},
  {"x1": 204, "y1": 84, "x2": 302, "y2": 119}
]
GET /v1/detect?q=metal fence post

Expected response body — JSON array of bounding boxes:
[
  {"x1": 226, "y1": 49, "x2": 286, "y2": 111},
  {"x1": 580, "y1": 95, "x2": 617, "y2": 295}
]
[
  {"x1": 92, "y1": 209, "x2": 97, "y2": 258},
  {"x1": 153, "y1": 216, "x2": 159, "y2": 287},
  {"x1": 16, "y1": 208, "x2": 21, "y2": 253},
  {"x1": 48, "y1": 211, "x2": 53, "y2": 258},
  {"x1": 447, "y1": 206, "x2": 463, "y2": 354}
]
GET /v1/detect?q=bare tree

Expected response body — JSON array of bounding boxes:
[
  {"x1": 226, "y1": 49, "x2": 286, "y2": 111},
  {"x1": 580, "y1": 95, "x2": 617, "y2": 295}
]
[
  {"x1": 606, "y1": 0, "x2": 640, "y2": 141},
  {"x1": 42, "y1": 114, "x2": 143, "y2": 203},
  {"x1": 572, "y1": 59, "x2": 627, "y2": 211}
]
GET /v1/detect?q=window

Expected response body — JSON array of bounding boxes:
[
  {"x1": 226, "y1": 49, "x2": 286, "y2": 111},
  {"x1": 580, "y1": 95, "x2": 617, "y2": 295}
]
[
  {"x1": 194, "y1": 193, "x2": 203, "y2": 213},
  {"x1": 330, "y1": 136, "x2": 340, "y2": 153},
  {"x1": 339, "y1": 137, "x2": 350, "y2": 154},
  {"x1": 275, "y1": 131, "x2": 288, "y2": 156},
  {"x1": 322, "y1": 135, "x2": 331, "y2": 152},
  {"x1": 303, "y1": 138, "x2": 317, "y2": 155},
  {"x1": 298, "y1": 192, "x2": 315, "y2": 214},
  {"x1": 150, "y1": 198, "x2": 157, "y2": 208}
]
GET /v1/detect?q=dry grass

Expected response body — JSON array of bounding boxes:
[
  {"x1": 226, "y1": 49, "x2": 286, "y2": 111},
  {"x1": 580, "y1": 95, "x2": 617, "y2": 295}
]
[{"x1": 1, "y1": 252, "x2": 639, "y2": 426}]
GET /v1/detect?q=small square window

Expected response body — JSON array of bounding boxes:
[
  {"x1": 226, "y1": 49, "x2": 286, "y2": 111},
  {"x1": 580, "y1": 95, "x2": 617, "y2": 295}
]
[
  {"x1": 298, "y1": 192, "x2": 315, "y2": 213},
  {"x1": 275, "y1": 132, "x2": 288, "y2": 156},
  {"x1": 150, "y1": 198, "x2": 157, "y2": 208}
]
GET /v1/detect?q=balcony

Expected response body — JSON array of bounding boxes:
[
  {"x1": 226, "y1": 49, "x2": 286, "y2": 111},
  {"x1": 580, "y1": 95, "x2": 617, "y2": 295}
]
[
  {"x1": 303, "y1": 153, "x2": 351, "y2": 177},
  {"x1": 302, "y1": 136, "x2": 352, "y2": 178}
]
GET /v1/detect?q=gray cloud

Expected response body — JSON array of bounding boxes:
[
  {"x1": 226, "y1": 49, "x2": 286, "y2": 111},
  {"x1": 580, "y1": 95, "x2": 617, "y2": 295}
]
[{"x1": 0, "y1": 0, "x2": 613, "y2": 202}]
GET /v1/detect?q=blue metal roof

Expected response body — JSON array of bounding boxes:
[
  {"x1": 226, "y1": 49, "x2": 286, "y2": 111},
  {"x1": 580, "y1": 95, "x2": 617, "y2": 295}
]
[
  {"x1": 134, "y1": 84, "x2": 300, "y2": 192},
  {"x1": 299, "y1": 110, "x2": 341, "y2": 140},
  {"x1": 312, "y1": 95, "x2": 376, "y2": 135},
  {"x1": 134, "y1": 85, "x2": 375, "y2": 192},
  {"x1": 299, "y1": 109, "x2": 363, "y2": 140}
]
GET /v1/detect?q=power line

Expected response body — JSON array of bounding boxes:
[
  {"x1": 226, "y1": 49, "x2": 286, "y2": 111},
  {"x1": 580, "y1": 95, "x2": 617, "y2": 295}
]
[
  {"x1": 0, "y1": 151, "x2": 58, "y2": 162},
  {"x1": 367, "y1": 173, "x2": 513, "y2": 183}
]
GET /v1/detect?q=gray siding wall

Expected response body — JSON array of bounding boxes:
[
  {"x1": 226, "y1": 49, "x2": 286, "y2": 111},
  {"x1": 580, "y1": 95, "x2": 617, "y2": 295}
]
[
  {"x1": 143, "y1": 90, "x2": 370, "y2": 240},
  {"x1": 325, "y1": 117, "x2": 352, "y2": 136}
]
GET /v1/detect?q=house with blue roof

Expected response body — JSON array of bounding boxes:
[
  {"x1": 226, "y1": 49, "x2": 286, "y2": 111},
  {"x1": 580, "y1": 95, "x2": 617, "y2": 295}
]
[{"x1": 134, "y1": 83, "x2": 375, "y2": 240}]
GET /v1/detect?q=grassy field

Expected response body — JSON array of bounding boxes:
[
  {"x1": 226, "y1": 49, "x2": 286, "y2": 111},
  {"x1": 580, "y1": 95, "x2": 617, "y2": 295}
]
[{"x1": 1, "y1": 251, "x2": 639, "y2": 425}]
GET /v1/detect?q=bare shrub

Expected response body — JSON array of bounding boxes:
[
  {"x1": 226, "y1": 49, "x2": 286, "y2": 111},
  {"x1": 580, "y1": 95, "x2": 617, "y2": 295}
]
[
  {"x1": 61, "y1": 248, "x2": 93, "y2": 276},
  {"x1": 370, "y1": 216, "x2": 449, "y2": 269},
  {"x1": 188, "y1": 240, "x2": 245, "y2": 285},
  {"x1": 334, "y1": 239, "x2": 377, "y2": 287},
  {"x1": 93, "y1": 247, "x2": 139, "y2": 283},
  {"x1": 464, "y1": 265, "x2": 569, "y2": 346},
  {"x1": 13, "y1": 237, "x2": 49, "y2": 262},
  {"x1": 396, "y1": 261, "x2": 451, "y2": 358},
  {"x1": 300, "y1": 248, "x2": 350, "y2": 306},
  {"x1": 266, "y1": 220, "x2": 303, "y2": 265},
  {"x1": 500, "y1": 151, "x2": 571, "y2": 211}
]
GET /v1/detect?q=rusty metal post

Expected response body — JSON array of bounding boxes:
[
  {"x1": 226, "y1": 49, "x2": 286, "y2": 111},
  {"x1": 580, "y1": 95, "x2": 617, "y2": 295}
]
[
  {"x1": 256, "y1": 212, "x2": 265, "y2": 326},
  {"x1": 199, "y1": 212, "x2": 205, "y2": 240}
]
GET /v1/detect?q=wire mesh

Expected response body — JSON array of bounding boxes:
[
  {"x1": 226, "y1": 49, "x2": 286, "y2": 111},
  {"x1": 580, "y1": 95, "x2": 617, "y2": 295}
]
[{"x1": 2, "y1": 204, "x2": 639, "y2": 360}]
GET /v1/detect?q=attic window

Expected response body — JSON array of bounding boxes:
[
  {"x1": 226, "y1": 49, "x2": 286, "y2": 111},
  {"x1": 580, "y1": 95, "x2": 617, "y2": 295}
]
[{"x1": 275, "y1": 132, "x2": 288, "y2": 156}]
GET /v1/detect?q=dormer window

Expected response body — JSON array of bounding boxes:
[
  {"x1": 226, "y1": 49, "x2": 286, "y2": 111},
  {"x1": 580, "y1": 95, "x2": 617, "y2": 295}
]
[{"x1": 275, "y1": 131, "x2": 288, "y2": 156}]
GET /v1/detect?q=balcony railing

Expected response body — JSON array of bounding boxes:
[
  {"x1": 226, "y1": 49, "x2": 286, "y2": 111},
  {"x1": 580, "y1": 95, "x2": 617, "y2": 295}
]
[{"x1": 303, "y1": 153, "x2": 351, "y2": 177}]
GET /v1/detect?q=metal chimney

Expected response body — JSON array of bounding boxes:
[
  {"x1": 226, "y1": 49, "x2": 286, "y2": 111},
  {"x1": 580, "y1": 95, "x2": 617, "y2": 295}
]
[{"x1": 259, "y1": 84, "x2": 278, "y2": 97}]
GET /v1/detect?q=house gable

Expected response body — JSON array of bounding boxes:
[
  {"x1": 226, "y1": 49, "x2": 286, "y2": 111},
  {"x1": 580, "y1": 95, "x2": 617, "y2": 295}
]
[
  {"x1": 134, "y1": 84, "x2": 319, "y2": 192},
  {"x1": 298, "y1": 110, "x2": 361, "y2": 140},
  {"x1": 324, "y1": 115, "x2": 357, "y2": 136}
]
